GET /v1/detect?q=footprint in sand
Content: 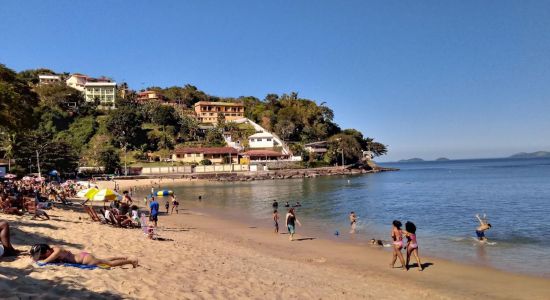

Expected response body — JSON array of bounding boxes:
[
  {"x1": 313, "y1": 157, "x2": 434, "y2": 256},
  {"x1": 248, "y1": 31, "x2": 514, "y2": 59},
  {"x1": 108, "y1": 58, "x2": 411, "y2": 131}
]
[{"x1": 306, "y1": 257, "x2": 327, "y2": 263}]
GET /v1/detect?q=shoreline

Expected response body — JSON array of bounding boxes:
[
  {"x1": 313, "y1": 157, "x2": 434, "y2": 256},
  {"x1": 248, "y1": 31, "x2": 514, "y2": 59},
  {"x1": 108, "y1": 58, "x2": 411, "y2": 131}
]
[{"x1": 1, "y1": 204, "x2": 548, "y2": 298}]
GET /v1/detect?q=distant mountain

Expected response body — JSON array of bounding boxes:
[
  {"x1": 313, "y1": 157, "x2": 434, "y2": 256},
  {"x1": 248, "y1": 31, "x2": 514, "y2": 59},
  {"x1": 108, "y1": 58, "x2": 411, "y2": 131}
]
[
  {"x1": 435, "y1": 157, "x2": 450, "y2": 161},
  {"x1": 508, "y1": 151, "x2": 550, "y2": 159},
  {"x1": 398, "y1": 158, "x2": 425, "y2": 163}
]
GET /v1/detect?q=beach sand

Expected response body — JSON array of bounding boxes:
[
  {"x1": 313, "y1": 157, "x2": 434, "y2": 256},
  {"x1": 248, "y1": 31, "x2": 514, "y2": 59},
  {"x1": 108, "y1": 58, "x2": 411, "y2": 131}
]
[{"x1": 1, "y1": 203, "x2": 549, "y2": 299}]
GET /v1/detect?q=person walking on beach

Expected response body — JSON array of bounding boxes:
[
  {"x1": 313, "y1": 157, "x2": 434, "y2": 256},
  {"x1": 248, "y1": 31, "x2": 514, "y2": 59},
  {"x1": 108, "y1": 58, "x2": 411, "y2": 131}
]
[
  {"x1": 149, "y1": 197, "x2": 159, "y2": 227},
  {"x1": 349, "y1": 211, "x2": 357, "y2": 234},
  {"x1": 171, "y1": 195, "x2": 179, "y2": 214},
  {"x1": 285, "y1": 208, "x2": 301, "y2": 241},
  {"x1": 475, "y1": 214, "x2": 491, "y2": 242},
  {"x1": 390, "y1": 220, "x2": 406, "y2": 269},
  {"x1": 273, "y1": 209, "x2": 279, "y2": 234},
  {"x1": 164, "y1": 200, "x2": 169, "y2": 214},
  {"x1": 403, "y1": 221, "x2": 423, "y2": 271}
]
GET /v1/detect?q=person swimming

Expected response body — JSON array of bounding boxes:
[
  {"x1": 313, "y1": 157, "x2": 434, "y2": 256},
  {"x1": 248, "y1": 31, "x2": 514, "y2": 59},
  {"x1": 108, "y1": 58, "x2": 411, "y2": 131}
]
[
  {"x1": 284, "y1": 201, "x2": 290, "y2": 207},
  {"x1": 475, "y1": 214, "x2": 492, "y2": 242}
]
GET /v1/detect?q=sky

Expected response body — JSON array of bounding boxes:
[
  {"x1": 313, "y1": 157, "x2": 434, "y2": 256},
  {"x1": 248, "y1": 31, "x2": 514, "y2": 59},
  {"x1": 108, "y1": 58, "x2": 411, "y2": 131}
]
[{"x1": 1, "y1": 0, "x2": 549, "y2": 161}]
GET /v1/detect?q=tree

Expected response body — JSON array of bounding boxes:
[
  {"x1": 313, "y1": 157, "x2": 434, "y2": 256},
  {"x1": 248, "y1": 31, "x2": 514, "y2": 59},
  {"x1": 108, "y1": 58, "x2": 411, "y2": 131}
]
[
  {"x1": 325, "y1": 133, "x2": 362, "y2": 165},
  {"x1": 98, "y1": 148, "x2": 120, "y2": 174},
  {"x1": 364, "y1": 137, "x2": 388, "y2": 157},
  {"x1": 0, "y1": 64, "x2": 40, "y2": 133},
  {"x1": 106, "y1": 106, "x2": 146, "y2": 150},
  {"x1": 205, "y1": 128, "x2": 226, "y2": 147},
  {"x1": 0, "y1": 132, "x2": 16, "y2": 171},
  {"x1": 33, "y1": 83, "x2": 84, "y2": 109},
  {"x1": 56, "y1": 116, "x2": 97, "y2": 154},
  {"x1": 14, "y1": 132, "x2": 79, "y2": 175}
]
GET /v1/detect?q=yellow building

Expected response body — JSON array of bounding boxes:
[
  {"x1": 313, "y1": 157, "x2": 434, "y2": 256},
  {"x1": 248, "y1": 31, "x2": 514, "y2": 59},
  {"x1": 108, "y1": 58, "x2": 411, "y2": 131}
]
[
  {"x1": 194, "y1": 101, "x2": 245, "y2": 124},
  {"x1": 172, "y1": 147, "x2": 239, "y2": 164}
]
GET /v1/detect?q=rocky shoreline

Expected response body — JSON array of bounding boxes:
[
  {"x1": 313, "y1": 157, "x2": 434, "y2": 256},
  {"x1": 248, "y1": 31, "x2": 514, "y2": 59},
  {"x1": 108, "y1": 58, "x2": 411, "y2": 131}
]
[{"x1": 119, "y1": 162, "x2": 398, "y2": 182}]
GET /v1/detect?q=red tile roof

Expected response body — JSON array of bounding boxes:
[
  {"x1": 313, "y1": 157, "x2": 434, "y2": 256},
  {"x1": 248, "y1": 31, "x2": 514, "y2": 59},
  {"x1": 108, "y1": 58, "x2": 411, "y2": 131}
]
[
  {"x1": 241, "y1": 150, "x2": 286, "y2": 157},
  {"x1": 174, "y1": 147, "x2": 238, "y2": 155}
]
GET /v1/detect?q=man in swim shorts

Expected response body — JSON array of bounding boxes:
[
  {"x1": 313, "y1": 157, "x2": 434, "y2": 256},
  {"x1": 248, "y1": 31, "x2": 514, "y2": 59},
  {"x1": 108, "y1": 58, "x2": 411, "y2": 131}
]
[
  {"x1": 475, "y1": 214, "x2": 491, "y2": 242},
  {"x1": 149, "y1": 197, "x2": 159, "y2": 227}
]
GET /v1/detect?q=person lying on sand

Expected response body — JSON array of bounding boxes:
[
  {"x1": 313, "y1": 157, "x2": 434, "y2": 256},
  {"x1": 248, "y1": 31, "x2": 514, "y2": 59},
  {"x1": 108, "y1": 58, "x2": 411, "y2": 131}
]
[
  {"x1": 30, "y1": 244, "x2": 138, "y2": 268},
  {"x1": 31, "y1": 209, "x2": 50, "y2": 220},
  {"x1": 475, "y1": 214, "x2": 491, "y2": 242},
  {"x1": 0, "y1": 221, "x2": 21, "y2": 257}
]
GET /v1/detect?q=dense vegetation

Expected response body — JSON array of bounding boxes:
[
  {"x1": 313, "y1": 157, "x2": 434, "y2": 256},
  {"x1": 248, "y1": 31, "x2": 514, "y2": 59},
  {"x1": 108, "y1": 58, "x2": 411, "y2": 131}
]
[{"x1": 0, "y1": 64, "x2": 387, "y2": 176}]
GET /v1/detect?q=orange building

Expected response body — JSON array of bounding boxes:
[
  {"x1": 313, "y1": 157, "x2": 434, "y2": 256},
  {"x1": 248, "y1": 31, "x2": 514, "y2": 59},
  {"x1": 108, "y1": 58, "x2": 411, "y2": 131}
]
[{"x1": 194, "y1": 101, "x2": 245, "y2": 124}]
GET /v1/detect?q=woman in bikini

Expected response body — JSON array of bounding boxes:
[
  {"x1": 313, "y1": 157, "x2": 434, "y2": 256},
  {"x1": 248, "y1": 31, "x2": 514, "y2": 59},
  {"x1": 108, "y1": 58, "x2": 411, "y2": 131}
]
[
  {"x1": 403, "y1": 221, "x2": 423, "y2": 271},
  {"x1": 30, "y1": 244, "x2": 138, "y2": 268},
  {"x1": 390, "y1": 220, "x2": 406, "y2": 269}
]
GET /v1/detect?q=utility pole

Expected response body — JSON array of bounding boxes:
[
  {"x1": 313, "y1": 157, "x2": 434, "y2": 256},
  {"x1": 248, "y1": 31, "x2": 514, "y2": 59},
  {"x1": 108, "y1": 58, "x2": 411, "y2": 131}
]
[
  {"x1": 36, "y1": 150, "x2": 41, "y2": 178},
  {"x1": 341, "y1": 149, "x2": 345, "y2": 169}
]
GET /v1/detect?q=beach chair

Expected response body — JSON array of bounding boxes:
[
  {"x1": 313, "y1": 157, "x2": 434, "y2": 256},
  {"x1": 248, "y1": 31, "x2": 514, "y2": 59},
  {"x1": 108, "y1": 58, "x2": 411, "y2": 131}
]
[
  {"x1": 139, "y1": 213, "x2": 157, "y2": 239},
  {"x1": 83, "y1": 206, "x2": 100, "y2": 222},
  {"x1": 108, "y1": 210, "x2": 135, "y2": 228}
]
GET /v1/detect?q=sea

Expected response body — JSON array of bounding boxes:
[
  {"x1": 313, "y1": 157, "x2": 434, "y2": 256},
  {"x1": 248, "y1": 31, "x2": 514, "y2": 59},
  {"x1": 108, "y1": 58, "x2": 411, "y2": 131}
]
[{"x1": 146, "y1": 157, "x2": 550, "y2": 277}]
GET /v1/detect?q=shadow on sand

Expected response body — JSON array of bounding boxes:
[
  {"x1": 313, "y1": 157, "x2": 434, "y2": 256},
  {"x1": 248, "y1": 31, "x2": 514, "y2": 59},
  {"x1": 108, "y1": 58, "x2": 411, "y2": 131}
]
[{"x1": 0, "y1": 265, "x2": 124, "y2": 299}]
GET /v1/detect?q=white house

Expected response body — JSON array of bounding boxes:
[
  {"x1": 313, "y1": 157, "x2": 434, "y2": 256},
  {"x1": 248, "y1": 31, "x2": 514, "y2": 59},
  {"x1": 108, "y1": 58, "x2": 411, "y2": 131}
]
[
  {"x1": 65, "y1": 74, "x2": 88, "y2": 91},
  {"x1": 84, "y1": 82, "x2": 117, "y2": 109},
  {"x1": 248, "y1": 132, "x2": 276, "y2": 148},
  {"x1": 38, "y1": 75, "x2": 61, "y2": 85}
]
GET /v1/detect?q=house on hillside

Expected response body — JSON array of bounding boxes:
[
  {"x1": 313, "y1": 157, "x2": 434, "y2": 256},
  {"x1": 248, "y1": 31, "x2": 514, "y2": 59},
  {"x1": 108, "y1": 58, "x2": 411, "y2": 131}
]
[
  {"x1": 240, "y1": 150, "x2": 289, "y2": 163},
  {"x1": 84, "y1": 81, "x2": 117, "y2": 109},
  {"x1": 66, "y1": 73, "x2": 89, "y2": 91},
  {"x1": 38, "y1": 75, "x2": 61, "y2": 85},
  {"x1": 172, "y1": 147, "x2": 239, "y2": 164},
  {"x1": 248, "y1": 132, "x2": 278, "y2": 149},
  {"x1": 137, "y1": 90, "x2": 164, "y2": 102},
  {"x1": 194, "y1": 101, "x2": 245, "y2": 124},
  {"x1": 304, "y1": 141, "x2": 328, "y2": 159}
]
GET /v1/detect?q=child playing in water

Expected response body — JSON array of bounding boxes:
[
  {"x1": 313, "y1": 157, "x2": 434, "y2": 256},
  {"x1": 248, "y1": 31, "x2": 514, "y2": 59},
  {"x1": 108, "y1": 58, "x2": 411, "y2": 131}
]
[
  {"x1": 273, "y1": 210, "x2": 279, "y2": 233},
  {"x1": 30, "y1": 244, "x2": 138, "y2": 268},
  {"x1": 475, "y1": 214, "x2": 491, "y2": 242}
]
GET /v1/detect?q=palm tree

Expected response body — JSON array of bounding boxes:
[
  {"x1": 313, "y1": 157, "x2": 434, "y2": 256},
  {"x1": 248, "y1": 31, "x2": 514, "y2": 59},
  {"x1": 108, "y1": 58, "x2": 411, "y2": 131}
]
[{"x1": 1, "y1": 132, "x2": 16, "y2": 171}]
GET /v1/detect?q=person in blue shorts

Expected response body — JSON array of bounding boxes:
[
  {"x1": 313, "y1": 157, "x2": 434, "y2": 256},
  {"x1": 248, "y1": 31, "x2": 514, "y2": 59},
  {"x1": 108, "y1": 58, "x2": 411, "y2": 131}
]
[
  {"x1": 475, "y1": 214, "x2": 491, "y2": 242},
  {"x1": 149, "y1": 197, "x2": 159, "y2": 227}
]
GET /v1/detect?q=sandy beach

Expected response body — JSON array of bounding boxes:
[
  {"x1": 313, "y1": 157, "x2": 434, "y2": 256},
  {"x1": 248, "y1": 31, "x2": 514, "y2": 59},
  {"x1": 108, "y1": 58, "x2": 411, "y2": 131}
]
[{"x1": 1, "y1": 202, "x2": 549, "y2": 299}]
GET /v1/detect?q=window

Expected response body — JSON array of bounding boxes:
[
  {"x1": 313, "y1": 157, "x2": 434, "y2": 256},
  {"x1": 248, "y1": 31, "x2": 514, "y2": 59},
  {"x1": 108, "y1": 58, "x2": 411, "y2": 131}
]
[{"x1": 267, "y1": 138, "x2": 272, "y2": 142}]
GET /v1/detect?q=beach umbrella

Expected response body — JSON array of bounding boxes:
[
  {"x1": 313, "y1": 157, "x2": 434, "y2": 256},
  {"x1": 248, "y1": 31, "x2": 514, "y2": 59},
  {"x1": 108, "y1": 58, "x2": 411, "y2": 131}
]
[
  {"x1": 91, "y1": 189, "x2": 122, "y2": 202},
  {"x1": 77, "y1": 187, "x2": 99, "y2": 199},
  {"x1": 4, "y1": 174, "x2": 16, "y2": 179}
]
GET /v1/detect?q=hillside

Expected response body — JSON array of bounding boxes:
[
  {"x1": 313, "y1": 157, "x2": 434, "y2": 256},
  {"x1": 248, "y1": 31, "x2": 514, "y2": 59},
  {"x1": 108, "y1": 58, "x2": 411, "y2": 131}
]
[
  {"x1": 398, "y1": 158, "x2": 425, "y2": 163},
  {"x1": 435, "y1": 157, "x2": 450, "y2": 161},
  {"x1": 508, "y1": 151, "x2": 550, "y2": 159}
]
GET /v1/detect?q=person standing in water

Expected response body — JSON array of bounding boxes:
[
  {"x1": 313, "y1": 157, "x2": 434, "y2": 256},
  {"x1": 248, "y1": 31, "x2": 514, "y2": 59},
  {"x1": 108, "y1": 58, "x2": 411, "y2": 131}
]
[
  {"x1": 475, "y1": 214, "x2": 491, "y2": 242},
  {"x1": 273, "y1": 209, "x2": 279, "y2": 233},
  {"x1": 390, "y1": 220, "x2": 406, "y2": 269},
  {"x1": 171, "y1": 195, "x2": 179, "y2": 214},
  {"x1": 285, "y1": 208, "x2": 301, "y2": 241},
  {"x1": 349, "y1": 211, "x2": 357, "y2": 234},
  {"x1": 404, "y1": 221, "x2": 423, "y2": 271}
]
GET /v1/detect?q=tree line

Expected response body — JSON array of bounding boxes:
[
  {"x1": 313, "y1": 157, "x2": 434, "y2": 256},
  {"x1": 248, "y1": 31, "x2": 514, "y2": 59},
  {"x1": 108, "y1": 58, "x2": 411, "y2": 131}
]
[{"x1": 0, "y1": 64, "x2": 387, "y2": 176}]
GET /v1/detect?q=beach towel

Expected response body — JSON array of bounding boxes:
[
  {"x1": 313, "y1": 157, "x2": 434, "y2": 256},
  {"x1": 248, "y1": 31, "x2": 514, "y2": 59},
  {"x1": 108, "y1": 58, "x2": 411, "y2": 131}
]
[{"x1": 35, "y1": 261, "x2": 110, "y2": 270}]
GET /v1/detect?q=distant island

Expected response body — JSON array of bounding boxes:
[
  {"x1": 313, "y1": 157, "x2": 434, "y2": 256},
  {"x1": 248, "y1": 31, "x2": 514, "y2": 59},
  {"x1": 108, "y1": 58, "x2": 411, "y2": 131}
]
[
  {"x1": 398, "y1": 158, "x2": 425, "y2": 163},
  {"x1": 435, "y1": 157, "x2": 450, "y2": 161},
  {"x1": 508, "y1": 151, "x2": 550, "y2": 159}
]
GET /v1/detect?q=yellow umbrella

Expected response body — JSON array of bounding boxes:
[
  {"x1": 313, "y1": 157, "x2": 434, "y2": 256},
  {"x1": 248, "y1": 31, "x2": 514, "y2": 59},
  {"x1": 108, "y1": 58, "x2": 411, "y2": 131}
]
[
  {"x1": 77, "y1": 188, "x2": 99, "y2": 199},
  {"x1": 91, "y1": 189, "x2": 122, "y2": 202}
]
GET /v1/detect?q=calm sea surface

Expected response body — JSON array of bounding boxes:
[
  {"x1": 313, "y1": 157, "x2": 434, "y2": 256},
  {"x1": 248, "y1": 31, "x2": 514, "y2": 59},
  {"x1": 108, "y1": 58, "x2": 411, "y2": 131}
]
[{"x1": 143, "y1": 158, "x2": 550, "y2": 276}]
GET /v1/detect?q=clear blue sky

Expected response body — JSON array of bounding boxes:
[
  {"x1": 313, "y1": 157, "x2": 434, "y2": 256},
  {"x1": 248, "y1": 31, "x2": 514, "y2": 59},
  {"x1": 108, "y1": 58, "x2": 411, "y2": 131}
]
[{"x1": 1, "y1": 1, "x2": 549, "y2": 161}]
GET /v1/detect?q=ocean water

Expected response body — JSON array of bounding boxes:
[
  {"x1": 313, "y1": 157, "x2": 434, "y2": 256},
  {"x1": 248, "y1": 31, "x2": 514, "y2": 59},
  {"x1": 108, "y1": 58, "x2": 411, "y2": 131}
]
[{"x1": 148, "y1": 158, "x2": 550, "y2": 276}]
